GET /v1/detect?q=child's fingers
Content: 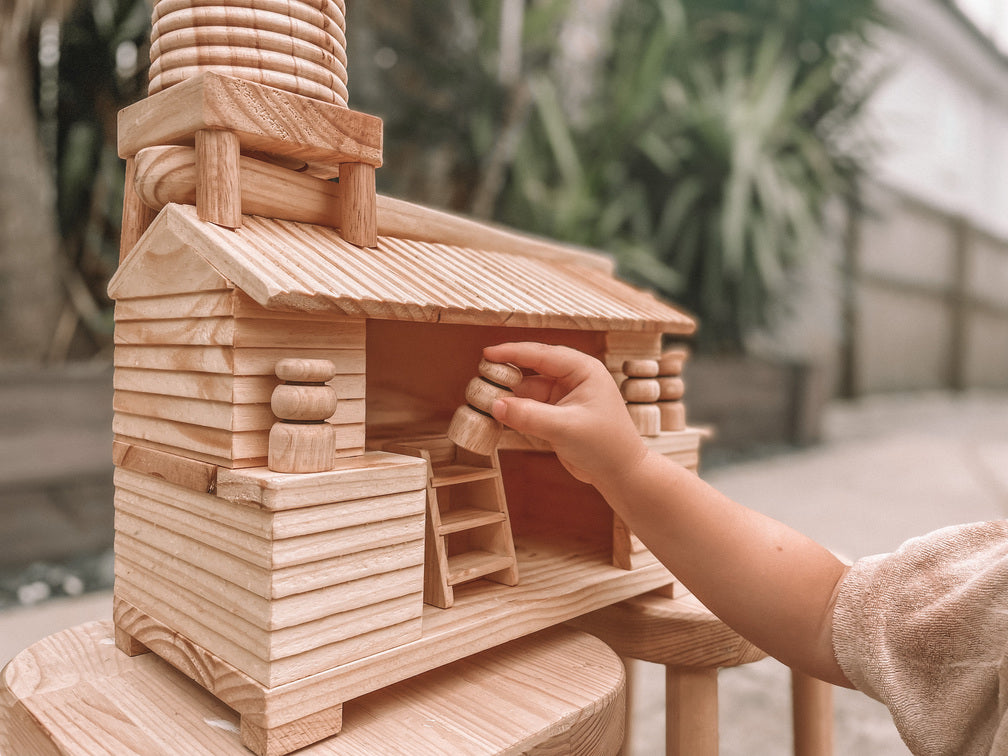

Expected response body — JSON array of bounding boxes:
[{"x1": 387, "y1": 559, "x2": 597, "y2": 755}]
[
  {"x1": 483, "y1": 342, "x2": 588, "y2": 384},
  {"x1": 509, "y1": 374, "x2": 556, "y2": 403},
  {"x1": 491, "y1": 395, "x2": 568, "y2": 441}
]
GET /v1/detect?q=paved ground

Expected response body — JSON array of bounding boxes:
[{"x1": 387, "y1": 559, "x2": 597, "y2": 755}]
[{"x1": 1, "y1": 364, "x2": 1006, "y2": 754}]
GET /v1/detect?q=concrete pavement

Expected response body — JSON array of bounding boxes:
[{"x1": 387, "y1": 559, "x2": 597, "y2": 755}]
[{"x1": 1, "y1": 378, "x2": 1006, "y2": 754}]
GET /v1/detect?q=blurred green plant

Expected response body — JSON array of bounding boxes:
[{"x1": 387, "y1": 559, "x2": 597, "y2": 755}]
[{"x1": 495, "y1": 0, "x2": 883, "y2": 351}]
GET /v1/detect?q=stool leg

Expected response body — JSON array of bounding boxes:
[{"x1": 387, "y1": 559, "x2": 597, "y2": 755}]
[
  {"x1": 791, "y1": 670, "x2": 833, "y2": 756},
  {"x1": 666, "y1": 666, "x2": 718, "y2": 756}
]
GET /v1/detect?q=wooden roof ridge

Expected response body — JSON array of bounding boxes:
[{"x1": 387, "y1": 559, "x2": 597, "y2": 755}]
[{"x1": 109, "y1": 202, "x2": 696, "y2": 334}]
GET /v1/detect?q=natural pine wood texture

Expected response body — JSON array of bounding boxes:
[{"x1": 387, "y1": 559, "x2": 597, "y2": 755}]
[
  {"x1": 113, "y1": 439, "x2": 217, "y2": 493},
  {"x1": 132, "y1": 145, "x2": 615, "y2": 271},
  {"x1": 568, "y1": 591, "x2": 766, "y2": 756},
  {"x1": 112, "y1": 288, "x2": 365, "y2": 468},
  {"x1": 446, "y1": 403, "x2": 501, "y2": 456},
  {"x1": 118, "y1": 72, "x2": 380, "y2": 179},
  {"x1": 621, "y1": 377, "x2": 661, "y2": 403},
  {"x1": 387, "y1": 437, "x2": 518, "y2": 609},
  {"x1": 108, "y1": 203, "x2": 695, "y2": 333},
  {"x1": 110, "y1": 529, "x2": 670, "y2": 737},
  {"x1": 195, "y1": 128, "x2": 242, "y2": 228},
  {"x1": 268, "y1": 358, "x2": 340, "y2": 473},
  {"x1": 113, "y1": 455, "x2": 428, "y2": 687},
  {"x1": 120, "y1": 157, "x2": 158, "y2": 262},
  {"x1": 336, "y1": 162, "x2": 377, "y2": 247},
  {"x1": 3, "y1": 621, "x2": 625, "y2": 756}
]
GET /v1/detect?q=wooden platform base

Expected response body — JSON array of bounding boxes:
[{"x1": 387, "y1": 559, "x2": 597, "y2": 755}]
[{"x1": 2, "y1": 621, "x2": 626, "y2": 756}]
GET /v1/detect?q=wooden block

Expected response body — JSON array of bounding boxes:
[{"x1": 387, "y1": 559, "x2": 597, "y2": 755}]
[
  {"x1": 150, "y1": 65, "x2": 346, "y2": 106},
  {"x1": 241, "y1": 704, "x2": 343, "y2": 756},
  {"x1": 659, "y1": 401, "x2": 687, "y2": 432},
  {"x1": 626, "y1": 403, "x2": 660, "y2": 437},
  {"x1": 658, "y1": 347, "x2": 689, "y2": 376},
  {"x1": 119, "y1": 156, "x2": 157, "y2": 262},
  {"x1": 337, "y1": 162, "x2": 377, "y2": 247},
  {"x1": 117, "y1": 72, "x2": 382, "y2": 177},
  {"x1": 195, "y1": 128, "x2": 242, "y2": 228},
  {"x1": 269, "y1": 421, "x2": 337, "y2": 474},
  {"x1": 620, "y1": 377, "x2": 660, "y2": 403},
  {"x1": 478, "y1": 358, "x2": 523, "y2": 388},
  {"x1": 113, "y1": 440, "x2": 217, "y2": 494},
  {"x1": 621, "y1": 359, "x2": 659, "y2": 378},
  {"x1": 446, "y1": 404, "x2": 500, "y2": 456},
  {"x1": 657, "y1": 375, "x2": 685, "y2": 401},
  {"x1": 114, "y1": 625, "x2": 149, "y2": 657}
]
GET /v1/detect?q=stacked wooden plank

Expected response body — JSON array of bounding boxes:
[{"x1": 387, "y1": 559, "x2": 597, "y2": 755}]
[
  {"x1": 113, "y1": 450, "x2": 428, "y2": 689},
  {"x1": 112, "y1": 279, "x2": 366, "y2": 468}
]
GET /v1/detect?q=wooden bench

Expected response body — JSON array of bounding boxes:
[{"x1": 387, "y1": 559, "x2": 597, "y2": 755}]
[{"x1": 569, "y1": 589, "x2": 834, "y2": 755}]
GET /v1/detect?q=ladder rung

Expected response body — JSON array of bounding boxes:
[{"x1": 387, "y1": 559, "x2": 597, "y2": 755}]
[
  {"x1": 431, "y1": 464, "x2": 499, "y2": 487},
  {"x1": 437, "y1": 508, "x2": 506, "y2": 535},
  {"x1": 446, "y1": 551, "x2": 515, "y2": 585}
]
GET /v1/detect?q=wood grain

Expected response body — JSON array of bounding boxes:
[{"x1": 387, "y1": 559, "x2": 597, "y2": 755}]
[{"x1": 3, "y1": 621, "x2": 625, "y2": 756}]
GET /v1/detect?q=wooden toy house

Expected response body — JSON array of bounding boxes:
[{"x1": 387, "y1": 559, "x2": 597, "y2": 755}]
[{"x1": 107, "y1": 5, "x2": 703, "y2": 754}]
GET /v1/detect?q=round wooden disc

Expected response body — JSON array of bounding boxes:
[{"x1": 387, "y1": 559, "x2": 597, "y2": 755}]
[
  {"x1": 621, "y1": 359, "x2": 659, "y2": 378},
  {"x1": 657, "y1": 376, "x2": 685, "y2": 401},
  {"x1": 271, "y1": 383, "x2": 337, "y2": 422},
  {"x1": 149, "y1": 46, "x2": 348, "y2": 100},
  {"x1": 464, "y1": 376, "x2": 511, "y2": 415},
  {"x1": 658, "y1": 348, "x2": 689, "y2": 377},
  {"x1": 150, "y1": 26, "x2": 347, "y2": 81},
  {"x1": 151, "y1": 8, "x2": 346, "y2": 69},
  {"x1": 478, "y1": 359, "x2": 523, "y2": 389},
  {"x1": 152, "y1": 0, "x2": 346, "y2": 49},
  {"x1": 149, "y1": 64, "x2": 346, "y2": 105},
  {"x1": 275, "y1": 357, "x2": 337, "y2": 383},
  {"x1": 620, "y1": 377, "x2": 660, "y2": 403}
]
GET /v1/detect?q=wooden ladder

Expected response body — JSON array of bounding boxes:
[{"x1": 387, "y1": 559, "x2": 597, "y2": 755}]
[{"x1": 387, "y1": 436, "x2": 519, "y2": 608}]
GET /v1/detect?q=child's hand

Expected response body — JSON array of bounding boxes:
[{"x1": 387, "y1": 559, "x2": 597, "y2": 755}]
[{"x1": 483, "y1": 342, "x2": 647, "y2": 489}]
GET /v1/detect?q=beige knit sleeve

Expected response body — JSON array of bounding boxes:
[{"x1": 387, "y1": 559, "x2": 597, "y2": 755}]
[{"x1": 831, "y1": 521, "x2": 1008, "y2": 756}]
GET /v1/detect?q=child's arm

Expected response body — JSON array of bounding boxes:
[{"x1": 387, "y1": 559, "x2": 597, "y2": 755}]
[{"x1": 484, "y1": 341, "x2": 853, "y2": 688}]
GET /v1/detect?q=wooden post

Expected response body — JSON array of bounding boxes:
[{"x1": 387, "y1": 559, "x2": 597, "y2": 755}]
[
  {"x1": 195, "y1": 128, "x2": 242, "y2": 228},
  {"x1": 792, "y1": 670, "x2": 834, "y2": 756},
  {"x1": 666, "y1": 667, "x2": 718, "y2": 756},
  {"x1": 338, "y1": 162, "x2": 377, "y2": 247}
]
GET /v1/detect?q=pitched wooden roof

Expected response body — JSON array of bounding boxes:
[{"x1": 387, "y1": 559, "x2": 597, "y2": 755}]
[{"x1": 109, "y1": 202, "x2": 695, "y2": 334}]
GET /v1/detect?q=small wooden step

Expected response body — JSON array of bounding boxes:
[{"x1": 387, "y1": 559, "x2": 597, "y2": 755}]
[
  {"x1": 447, "y1": 551, "x2": 517, "y2": 586},
  {"x1": 430, "y1": 464, "x2": 500, "y2": 487},
  {"x1": 438, "y1": 508, "x2": 507, "y2": 535}
]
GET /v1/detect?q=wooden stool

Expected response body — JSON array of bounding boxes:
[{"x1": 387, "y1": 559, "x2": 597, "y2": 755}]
[
  {"x1": 1, "y1": 621, "x2": 626, "y2": 755},
  {"x1": 568, "y1": 590, "x2": 834, "y2": 756}
]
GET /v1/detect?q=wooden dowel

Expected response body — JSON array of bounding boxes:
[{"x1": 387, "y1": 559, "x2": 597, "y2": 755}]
[
  {"x1": 338, "y1": 162, "x2": 377, "y2": 247},
  {"x1": 792, "y1": 670, "x2": 834, "y2": 756},
  {"x1": 195, "y1": 128, "x2": 242, "y2": 228}
]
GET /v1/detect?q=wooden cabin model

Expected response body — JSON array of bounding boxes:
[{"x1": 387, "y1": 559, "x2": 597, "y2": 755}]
[{"x1": 109, "y1": 3, "x2": 701, "y2": 754}]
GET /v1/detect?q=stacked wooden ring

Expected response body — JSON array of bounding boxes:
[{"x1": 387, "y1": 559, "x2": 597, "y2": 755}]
[
  {"x1": 447, "y1": 359, "x2": 523, "y2": 456},
  {"x1": 657, "y1": 348, "x2": 688, "y2": 431},
  {"x1": 148, "y1": 0, "x2": 350, "y2": 106},
  {"x1": 268, "y1": 358, "x2": 338, "y2": 473},
  {"x1": 621, "y1": 360, "x2": 661, "y2": 437}
]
